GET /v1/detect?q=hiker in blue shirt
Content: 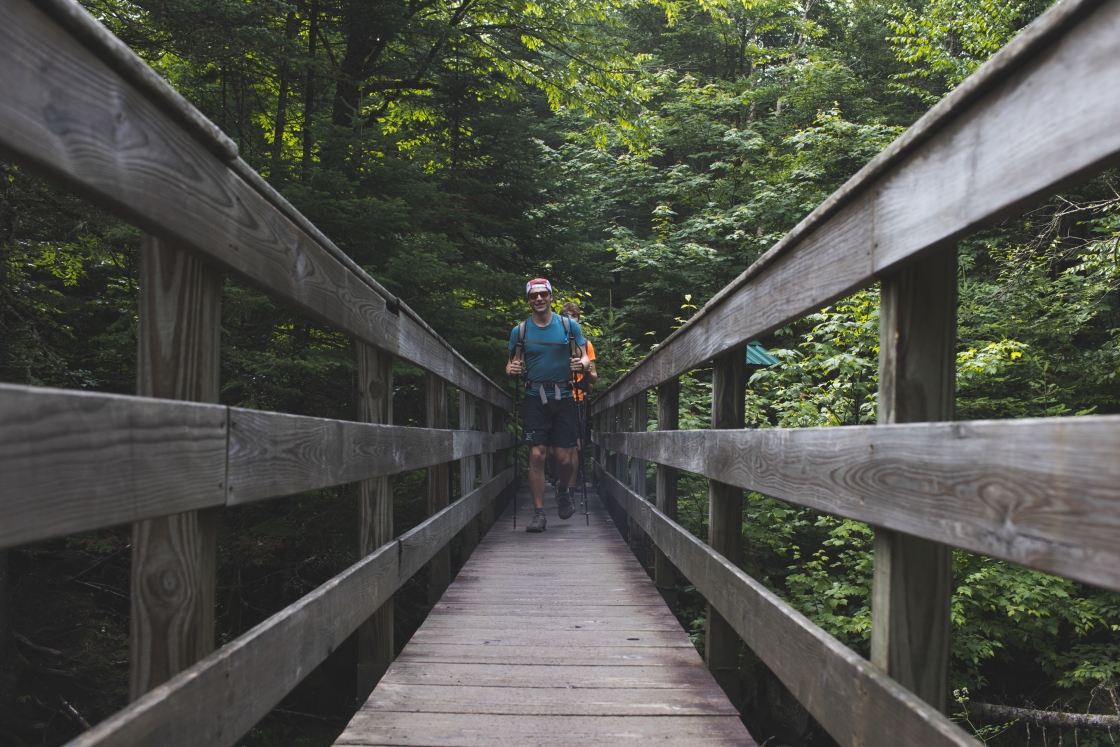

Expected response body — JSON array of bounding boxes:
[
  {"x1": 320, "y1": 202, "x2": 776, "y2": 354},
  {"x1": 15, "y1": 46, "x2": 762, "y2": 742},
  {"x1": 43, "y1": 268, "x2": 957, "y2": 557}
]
[{"x1": 506, "y1": 278, "x2": 591, "y2": 533}]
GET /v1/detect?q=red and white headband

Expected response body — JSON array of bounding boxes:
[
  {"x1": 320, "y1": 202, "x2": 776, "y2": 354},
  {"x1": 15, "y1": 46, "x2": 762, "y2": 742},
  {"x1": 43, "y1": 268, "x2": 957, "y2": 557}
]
[{"x1": 526, "y1": 278, "x2": 553, "y2": 297}]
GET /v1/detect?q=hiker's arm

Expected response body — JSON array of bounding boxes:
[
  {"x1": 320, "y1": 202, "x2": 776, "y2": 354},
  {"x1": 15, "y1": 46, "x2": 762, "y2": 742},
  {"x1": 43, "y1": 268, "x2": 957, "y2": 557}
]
[
  {"x1": 586, "y1": 359, "x2": 598, "y2": 386},
  {"x1": 570, "y1": 346, "x2": 591, "y2": 374}
]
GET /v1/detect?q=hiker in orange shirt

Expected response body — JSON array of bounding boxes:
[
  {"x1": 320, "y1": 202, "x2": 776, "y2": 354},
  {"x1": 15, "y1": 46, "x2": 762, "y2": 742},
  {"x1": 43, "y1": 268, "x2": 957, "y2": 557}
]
[{"x1": 560, "y1": 301, "x2": 596, "y2": 491}]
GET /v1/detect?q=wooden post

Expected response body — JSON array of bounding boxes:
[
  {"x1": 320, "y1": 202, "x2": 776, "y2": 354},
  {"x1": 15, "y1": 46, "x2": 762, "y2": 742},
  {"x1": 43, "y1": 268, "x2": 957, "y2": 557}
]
[
  {"x1": 427, "y1": 373, "x2": 450, "y2": 606},
  {"x1": 356, "y1": 343, "x2": 393, "y2": 701},
  {"x1": 871, "y1": 249, "x2": 956, "y2": 714},
  {"x1": 0, "y1": 550, "x2": 8, "y2": 672},
  {"x1": 707, "y1": 345, "x2": 745, "y2": 704},
  {"x1": 459, "y1": 391, "x2": 479, "y2": 561},
  {"x1": 629, "y1": 393, "x2": 649, "y2": 550},
  {"x1": 479, "y1": 401, "x2": 495, "y2": 533},
  {"x1": 655, "y1": 379, "x2": 680, "y2": 610},
  {"x1": 130, "y1": 234, "x2": 221, "y2": 701}
]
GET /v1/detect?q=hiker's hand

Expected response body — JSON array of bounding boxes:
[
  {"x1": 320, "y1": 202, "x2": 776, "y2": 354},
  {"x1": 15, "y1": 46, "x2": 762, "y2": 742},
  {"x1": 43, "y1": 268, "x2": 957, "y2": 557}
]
[
  {"x1": 570, "y1": 356, "x2": 585, "y2": 373},
  {"x1": 507, "y1": 358, "x2": 524, "y2": 376}
]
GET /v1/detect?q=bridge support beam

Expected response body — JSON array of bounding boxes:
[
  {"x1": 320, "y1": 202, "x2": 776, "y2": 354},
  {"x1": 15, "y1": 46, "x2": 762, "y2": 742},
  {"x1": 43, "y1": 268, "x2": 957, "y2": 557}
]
[
  {"x1": 357, "y1": 343, "x2": 394, "y2": 700},
  {"x1": 479, "y1": 402, "x2": 495, "y2": 533},
  {"x1": 459, "y1": 391, "x2": 479, "y2": 561},
  {"x1": 871, "y1": 248, "x2": 956, "y2": 714},
  {"x1": 130, "y1": 234, "x2": 221, "y2": 700},
  {"x1": 628, "y1": 394, "x2": 649, "y2": 550},
  {"x1": 707, "y1": 345, "x2": 745, "y2": 705},
  {"x1": 655, "y1": 379, "x2": 680, "y2": 610},
  {"x1": 427, "y1": 373, "x2": 451, "y2": 606}
]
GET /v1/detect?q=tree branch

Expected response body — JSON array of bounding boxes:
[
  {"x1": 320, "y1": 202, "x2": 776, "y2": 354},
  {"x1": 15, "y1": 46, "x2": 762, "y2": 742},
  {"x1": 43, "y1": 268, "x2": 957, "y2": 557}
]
[{"x1": 967, "y1": 702, "x2": 1120, "y2": 731}]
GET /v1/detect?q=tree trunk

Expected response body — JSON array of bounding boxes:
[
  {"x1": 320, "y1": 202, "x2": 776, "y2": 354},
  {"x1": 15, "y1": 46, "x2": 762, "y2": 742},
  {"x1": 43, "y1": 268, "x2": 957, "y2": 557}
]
[
  {"x1": 302, "y1": 0, "x2": 318, "y2": 178},
  {"x1": 271, "y1": 11, "x2": 298, "y2": 169}
]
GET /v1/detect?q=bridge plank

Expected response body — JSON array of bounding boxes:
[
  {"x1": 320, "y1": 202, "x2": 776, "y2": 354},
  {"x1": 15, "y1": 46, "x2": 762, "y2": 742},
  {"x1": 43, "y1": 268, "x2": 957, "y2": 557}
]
[
  {"x1": 592, "y1": 0, "x2": 1120, "y2": 414},
  {"x1": 339, "y1": 488, "x2": 756, "y2": 746},
  {"x1": 67, "y1": 469, "x2": 513, "y2": 747},
  {"x1": 597, "y1": 466, "x2": 979, "y2": 747},
  {"x1": 596, "y1": 415, "x2": 1120, "y2": 592},
  {"x1": 378, "y1": 662, "x2": 717, "y2": 689},
  {"x1": 337, "y1": 713, "x2": 751, "y2": 746}
]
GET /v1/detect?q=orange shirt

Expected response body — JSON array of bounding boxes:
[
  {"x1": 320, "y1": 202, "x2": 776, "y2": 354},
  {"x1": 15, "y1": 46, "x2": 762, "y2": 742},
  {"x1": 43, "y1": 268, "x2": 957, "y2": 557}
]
[{"x1": 573, "y1": 340, "x2": 595, "y2": 401}]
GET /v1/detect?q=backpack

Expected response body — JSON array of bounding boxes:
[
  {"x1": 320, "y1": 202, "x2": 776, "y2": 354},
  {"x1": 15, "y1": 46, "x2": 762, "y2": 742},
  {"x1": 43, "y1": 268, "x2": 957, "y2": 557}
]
[{"x1": 512, "y1": 313, "x2": 585, "y2": 389}]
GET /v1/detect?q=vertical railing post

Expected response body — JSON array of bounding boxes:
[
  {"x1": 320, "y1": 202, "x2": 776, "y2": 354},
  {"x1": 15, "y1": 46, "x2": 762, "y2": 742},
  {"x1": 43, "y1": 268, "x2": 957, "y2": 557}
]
[
  {"x1": 459, "y1": 391, "x2": 478, "y2": 561},
  {"x1": 130, "y1": 234, "x2": 221, "y2": 700},
  {"x1": 629, "y1": 393, "x2": 649, "y2": 550},
  {"x1": 356, "y1": 343, "x2": 393, "y2": 700},
  {"x1": 426, "y1": 372, "x2": 450, "y2": 605},
  {"x1": 479, "y1": 401, "x2": 495, "y2": 533},
  {"x1": 707, "y1": 345, "x2": 745, "y2": 704},
  {"x1": 871, "y1": 249, "x2": 956, "y2": 713},
  {"x1": 655, "y1": 379, "x2": 680, "y2": 609}
]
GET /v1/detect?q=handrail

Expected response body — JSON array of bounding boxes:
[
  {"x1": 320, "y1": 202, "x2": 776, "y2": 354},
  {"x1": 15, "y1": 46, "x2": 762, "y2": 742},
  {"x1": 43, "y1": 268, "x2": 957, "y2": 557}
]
[
  {"x1": 68, "y1": 468, "x2": 515, "y2": 747},
  {"x1": 0, "y1": 383, "x2": 515, "y2": 551},
  {"x1": 597, "y1": 416, "x2": 1120, "y2": 593},
  {"x1": 0, "y1": 0, "x2": 511, "y2": 411},
  {"x1": 591, "y1": 0, "x2": 1120, "y2": 414},
  {"x1": 595, "y1": 466, "x2": 978, "y2": 747}
]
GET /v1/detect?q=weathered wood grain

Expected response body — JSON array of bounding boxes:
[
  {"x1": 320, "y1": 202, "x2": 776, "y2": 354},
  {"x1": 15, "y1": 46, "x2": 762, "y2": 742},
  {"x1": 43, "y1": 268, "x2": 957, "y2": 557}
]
[
  {"x1": 378, "y1": 662, "x2": 716, "y2": 689},
  {"x1": 336, "y1": 713, "x2": 752, "y2": 746},
  {"x1": 0, "y1": 0, "x2": 512, "y2": 410},
  {"x1": 356, "y1": 342, "x2": 394, "y2": 700},
  {"x1": 706, "y1": 347, "x2": 744, "y2": 702},
  {"x1": 67, "y1": 471, "x2": 512, "y2": 747},
  {"x1": 458, "y1": 391, "x2": 479, "y2": 562},
  {"x1": 130, "y1": 235, "x2": 221, "y2": 700},
  {"x1": 655, "y1": 380, "x2": 680, "y2": 607},
  {"x1": 871, "y1": 249, "x2": 955, "y2": 713},
  {"x1": 225, "y1": 410, "x2": 511, "y2": 505},
  {"x1": 343, "y1": 489, "x2": 754, "y2": 747},
  {"x1": 591, "y1": 0, "x2": 1120, "y2": 414},
  {"x1": 360, "y1": 681, "x2": 739, "y2": 716},
  {"x1": 596, "y1": 416, "x2": 1120, "y2": 592},
  {"x1": 427, "y1": 373, "x2": 451, "y2": 605},
  {"x1": 628, "y1": 394, "x2": 650, "y2": 549},
  {"x1": 0, "y1": 384, "x2": 227, "y2": 551},
  {"x1": 596, "y1": 466, "x2": 979, "y2": 747}
]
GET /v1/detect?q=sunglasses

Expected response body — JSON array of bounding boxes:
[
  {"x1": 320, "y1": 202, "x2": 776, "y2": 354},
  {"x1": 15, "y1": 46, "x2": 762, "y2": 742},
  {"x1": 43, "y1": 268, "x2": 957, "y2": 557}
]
[{"x1": 528, "y1": 291, "x2": 551, "y2": 300}]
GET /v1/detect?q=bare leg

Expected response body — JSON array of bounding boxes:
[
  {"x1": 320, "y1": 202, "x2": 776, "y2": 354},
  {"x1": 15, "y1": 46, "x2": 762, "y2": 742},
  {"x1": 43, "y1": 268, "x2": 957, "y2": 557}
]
[
  {"x1": 554, "y1": 447, "x2": 576, "y2": 490},
  {"x1": 528, "y1": 445, "x2": 547, "y2": 510}
]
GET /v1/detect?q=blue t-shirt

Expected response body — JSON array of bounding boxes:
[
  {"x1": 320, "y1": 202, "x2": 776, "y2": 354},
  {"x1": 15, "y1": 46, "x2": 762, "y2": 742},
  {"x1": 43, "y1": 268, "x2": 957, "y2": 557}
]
[{"x1": 508, "y1": 314, "x2": 587, "y2": 399}]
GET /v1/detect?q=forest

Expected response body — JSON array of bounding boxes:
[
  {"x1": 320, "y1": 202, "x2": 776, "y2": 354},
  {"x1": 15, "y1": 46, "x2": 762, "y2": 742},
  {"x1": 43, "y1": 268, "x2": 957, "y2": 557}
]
[{"x1": 1, "y1": 0, "x2": 1119, "y2": 742}]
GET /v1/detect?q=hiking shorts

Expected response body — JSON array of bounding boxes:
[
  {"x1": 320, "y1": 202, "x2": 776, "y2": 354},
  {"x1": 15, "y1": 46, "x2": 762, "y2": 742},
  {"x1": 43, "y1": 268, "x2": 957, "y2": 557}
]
[{"x1": 523, "y1": 395, "x2": 578, "y2": 447}]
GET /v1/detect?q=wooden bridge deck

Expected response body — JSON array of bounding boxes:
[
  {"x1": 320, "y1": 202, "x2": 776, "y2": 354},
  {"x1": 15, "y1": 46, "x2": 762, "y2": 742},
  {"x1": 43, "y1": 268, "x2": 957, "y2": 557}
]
[{"x1": 335, "y1": 485, "x2": 756, "y2": 746}]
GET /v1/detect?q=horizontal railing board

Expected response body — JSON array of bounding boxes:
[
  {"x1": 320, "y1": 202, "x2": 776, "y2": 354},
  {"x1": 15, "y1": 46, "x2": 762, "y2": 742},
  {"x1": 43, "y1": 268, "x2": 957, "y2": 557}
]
[
  {"x1": 592, "y1": 0, "x2": 1120, "y2": 414},
  {"x1": 594, "y1": 466, "x2": 978, "y2": 747},
  {"x1": 595, "y1": 415, "x2": 1120, "y2": 592},
  {"x1": 0, "y1": 0, "x2": 511, "y2": 412},
  {"x1": 66, "y1": 467, "x2": 513, "y2": 747},
  {"x1": 226, "y1": 409, "x2": 513, "y2": 504},
  {"x1": 0, "y1": 384, "x2": 514, "y2": 549},
  {"x1": 0, "y1": 384, "x2": 228, "y2": 551}
]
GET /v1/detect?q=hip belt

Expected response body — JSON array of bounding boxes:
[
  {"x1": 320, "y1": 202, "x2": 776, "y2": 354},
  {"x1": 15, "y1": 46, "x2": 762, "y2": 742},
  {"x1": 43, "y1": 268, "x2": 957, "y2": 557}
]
[{"x1": 526, "y1": 380, "x2": 571, "y2": 404}]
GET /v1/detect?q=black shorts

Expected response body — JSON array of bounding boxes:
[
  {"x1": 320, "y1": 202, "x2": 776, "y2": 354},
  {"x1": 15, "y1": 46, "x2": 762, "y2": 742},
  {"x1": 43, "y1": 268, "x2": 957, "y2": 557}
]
[{"x1": 523, "y1": 395, "x2": 578, "y2": 447}]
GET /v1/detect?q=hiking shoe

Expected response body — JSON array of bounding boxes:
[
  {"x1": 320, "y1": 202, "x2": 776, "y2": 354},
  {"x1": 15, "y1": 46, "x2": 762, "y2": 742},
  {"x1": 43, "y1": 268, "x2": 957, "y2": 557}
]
[
  {"x1": 556, "y1": 488, "x2": 574, "y2": 520},
  {"x1": 526, "y1": 513, "x2": 547, "y2": 533}
]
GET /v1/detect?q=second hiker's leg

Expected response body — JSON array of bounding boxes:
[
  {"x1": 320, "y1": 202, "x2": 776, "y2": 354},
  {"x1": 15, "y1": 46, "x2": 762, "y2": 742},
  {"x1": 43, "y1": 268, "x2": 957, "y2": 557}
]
[
  {"x1": 555, "y1": 447, "x2": 576, "y2": 488},
  {"x1": 528, "y1": 444, "x2": 547, "y2": 510}
]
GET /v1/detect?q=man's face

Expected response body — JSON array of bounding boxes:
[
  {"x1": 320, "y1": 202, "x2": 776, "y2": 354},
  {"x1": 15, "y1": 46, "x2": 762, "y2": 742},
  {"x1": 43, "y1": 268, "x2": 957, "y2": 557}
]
[{"x1": 528, "y1": 289, "x2": 552, "y2": 313}]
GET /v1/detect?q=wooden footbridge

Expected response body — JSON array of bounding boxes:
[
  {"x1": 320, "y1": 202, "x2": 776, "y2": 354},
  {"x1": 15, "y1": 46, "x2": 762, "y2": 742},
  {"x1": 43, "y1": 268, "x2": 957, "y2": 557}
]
[{"x1": 1, "y1": 0, "x2": 1120, "y2": 744}]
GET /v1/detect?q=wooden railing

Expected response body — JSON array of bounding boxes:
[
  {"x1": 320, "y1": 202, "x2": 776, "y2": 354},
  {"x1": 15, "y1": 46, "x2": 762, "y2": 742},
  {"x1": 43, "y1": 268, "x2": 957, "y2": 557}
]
[
  {"x1": 0, "y1": 0, "x2": 517, "y2": 744},
  {"x1": 590, "y1": 0, "x2": 1120, "y2": 744}
]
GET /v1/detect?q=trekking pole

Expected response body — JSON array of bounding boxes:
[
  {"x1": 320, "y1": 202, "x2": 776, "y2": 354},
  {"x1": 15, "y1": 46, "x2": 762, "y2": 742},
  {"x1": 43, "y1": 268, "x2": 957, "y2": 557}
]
[
  {"x1": 513, "y1": 374, "x2": 521, "y2": 530},
  {"x1": 579, "y1": 400, "x2": 590, "y2": 525}
]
